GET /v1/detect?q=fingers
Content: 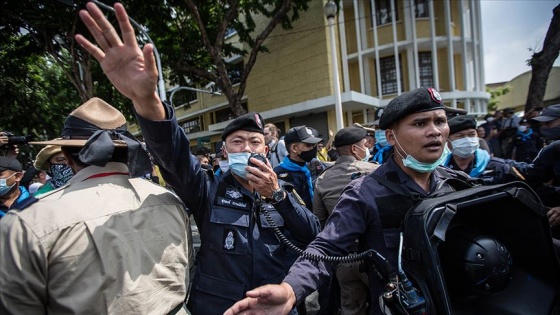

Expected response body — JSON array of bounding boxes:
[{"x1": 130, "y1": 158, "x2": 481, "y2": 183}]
[
  {"x1": 142, "y1": 44, "x2": 159, "y2": 78},
  {"x1": 114, "y1": 3, "x2": 137, "y2": 47},
  {"x1": 75, "y1": 34, "x2": 105, "y2": 61}
]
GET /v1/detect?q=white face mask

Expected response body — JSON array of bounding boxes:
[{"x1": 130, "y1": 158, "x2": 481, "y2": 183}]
[
  {"x1": 518, "y1": 126, "x2": 527, "y2": 133},
  {"x1": 218, "y1": 160, "x2": 230, "y2": 173},
  {"x1": 353, "y1": 144, "x2": 371, "y2": 162},
  {"x1": 450, "y1": 136, "x2": 480, "y2": 158},
  {"x1": 486, "y1": 117, "x2": 495, "y2": 123}
]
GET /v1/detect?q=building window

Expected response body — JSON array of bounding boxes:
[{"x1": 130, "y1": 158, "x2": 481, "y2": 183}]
[
  {"x1": 374, "y1": 0, "x2": 397, "y2": 26},
  {"x1": 415, "y1": 0, "x2": 429, "y2": 18},
  {"x1": 418, "y1": 52, "x2": 434, "y2": 88},
  {"x1": 379, "y1": 55, "x2": 403, "y2": 95},
  {"x1": 182, "y1": 117, "x2": 202, "y2": 134},
  {"x1": 215, "y1": 101, "x2": 248, "y2": 123}
]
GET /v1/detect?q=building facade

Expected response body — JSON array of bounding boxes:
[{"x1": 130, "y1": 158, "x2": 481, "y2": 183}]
[{"x1": 131, "y1": 0, "x2": 489, "y2": 151}]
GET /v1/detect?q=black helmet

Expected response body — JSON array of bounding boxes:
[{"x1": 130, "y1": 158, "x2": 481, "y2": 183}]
[{"x1": 441, "y1": 226, "x2": 513, "y2": 296}]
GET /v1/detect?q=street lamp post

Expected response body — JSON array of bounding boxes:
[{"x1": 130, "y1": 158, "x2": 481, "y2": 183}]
[{"x1": 324, "y1": 0, "x2": 344, "y2": 131}]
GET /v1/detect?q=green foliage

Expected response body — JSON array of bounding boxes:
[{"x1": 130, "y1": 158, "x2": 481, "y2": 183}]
[
  {"x1": 1, "y1": 0, "x2": 313, "y2": 136},
  {"x1": 486, "y1": 85, "x2": 511, "y2": 112}
]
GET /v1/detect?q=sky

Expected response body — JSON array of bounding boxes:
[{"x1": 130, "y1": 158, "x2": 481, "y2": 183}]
[{"x1": 481, "y1": 0, "x2": 560, "y2": 84}]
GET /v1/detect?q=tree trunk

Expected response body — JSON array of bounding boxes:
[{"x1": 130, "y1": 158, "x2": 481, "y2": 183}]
[{"x1": 525, "y1": 4, "x2": 560, "y2": 113}]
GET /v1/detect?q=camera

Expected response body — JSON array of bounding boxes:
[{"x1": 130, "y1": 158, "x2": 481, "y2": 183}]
[
  {"x1": 248, "y1": 153, "x2": 267, "y2": 168},
  {"x1": 8, "y1": 135, "x2": 31, "y2": 145}
]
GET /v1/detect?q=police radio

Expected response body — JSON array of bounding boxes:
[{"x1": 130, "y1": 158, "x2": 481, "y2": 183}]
[{"x1": 248, "y1": 153, "x2": 267, "y2": 168}]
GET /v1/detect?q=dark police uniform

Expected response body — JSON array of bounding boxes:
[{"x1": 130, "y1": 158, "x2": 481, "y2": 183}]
[
  {"x1": 285, "y1": 157, "x2": 464, "y2": 315},
  {"x1": 281, "y1": 87, "x2": 475, "y2": 315},
  {"x1": 443, "y1": 150, "x2": 528, "y2": 185},
  {"x1": 444, "y1": 115, "x2": 529, "y2": 185},
  {"x1": 137, "y1": 105, "x2": 320, "y2": 315},
  {"x1": 526, "y1": 140, "x2": 560, "y2": 207}
]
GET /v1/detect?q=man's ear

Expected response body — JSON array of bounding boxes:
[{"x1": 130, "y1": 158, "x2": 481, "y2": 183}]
[{"x1": 386, "y1": 129, "x2": 396, "y2": 146}]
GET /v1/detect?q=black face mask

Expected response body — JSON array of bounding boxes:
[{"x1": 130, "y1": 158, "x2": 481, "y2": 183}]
[
  {"x1": 540, "y1": 127, "x2": 560, "y2": 141},
  {"x1": 299, "y1": 146, "x2": 317, "y2": 163}
]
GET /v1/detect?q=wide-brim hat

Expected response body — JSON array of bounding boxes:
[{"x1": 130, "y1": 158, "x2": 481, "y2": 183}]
[
  {"x1": 29, "y1": 97, "x2": 128, "y2": 147},
  {"x1": 34, "y1": 145, "x2": 63, "y2": 171}
]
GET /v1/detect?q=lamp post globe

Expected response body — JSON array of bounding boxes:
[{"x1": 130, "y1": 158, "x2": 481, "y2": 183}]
[{"x1": 324, "y1": 0, "x2": 337, "y2": 19}]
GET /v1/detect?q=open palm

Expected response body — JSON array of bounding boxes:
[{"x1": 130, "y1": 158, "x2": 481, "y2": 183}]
[{"x1": 75, "y1": 2, "x2": 158, "y2": 102}]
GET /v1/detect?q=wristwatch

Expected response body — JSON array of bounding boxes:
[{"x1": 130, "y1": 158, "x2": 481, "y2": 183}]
[{"x1": 269, "y1": 188, "x2": 286, "y2": 204}]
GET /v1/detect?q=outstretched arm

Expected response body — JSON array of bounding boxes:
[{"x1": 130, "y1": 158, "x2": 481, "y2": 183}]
[
  {"x1": 75, "y1": 2, "x2": 164, "y2": 120},
  {"x1": 223, "y1": 283, "x2": 296, "y2": 315}
]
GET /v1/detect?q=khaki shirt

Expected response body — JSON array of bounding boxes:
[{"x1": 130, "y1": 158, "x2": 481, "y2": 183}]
[
  {"x1": 0, "y1": 162, "x2": 190, "y2": 314},
  {"x1": 313, "y1": 155, "x2": 378, "y2": 227}
]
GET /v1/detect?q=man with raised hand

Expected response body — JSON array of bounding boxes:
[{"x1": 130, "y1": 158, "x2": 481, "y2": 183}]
[{"x1": 75, "y1": 3, "x2": 319, "y2": 314}]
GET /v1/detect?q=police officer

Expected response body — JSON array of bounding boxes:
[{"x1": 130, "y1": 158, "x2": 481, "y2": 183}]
[
  {"x1": 442, "y1": 115, "x2": 528, "y2": 184},
  {"x1": 225, "y1": 87, "x2": 474, "y2": 315},
  {"x1": 75, "y1": 4, "x2": 320, "y2": 314},
  {"x1": 313, "y1": 126, "x2": 379, "y2": 315},
  {"x1": 526, "y1": 104, "x2": 560, "y2": 226},
  {"x1": 274, "y1": 125, "x2": 323, "y2": 210}
]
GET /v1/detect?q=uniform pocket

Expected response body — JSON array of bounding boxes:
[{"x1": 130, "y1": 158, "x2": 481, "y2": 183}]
[{"x1": 208, "y1": 207, "x2": 250, "y2": 256}]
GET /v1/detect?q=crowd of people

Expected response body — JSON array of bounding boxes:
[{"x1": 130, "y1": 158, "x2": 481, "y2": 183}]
[{"x1": 1, "y1": 2, "x2": 560, "y2": 315}]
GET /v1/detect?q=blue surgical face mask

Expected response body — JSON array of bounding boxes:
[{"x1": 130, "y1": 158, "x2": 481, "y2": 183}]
[
  {"x1": 450, "y1": 136, "x2": 479, "y2": 159},
  {"x1": 375, "y1": 130, "x2": 388, "y2": 147},
  {"x1": 0, "y1": 173, "x2": 17, "y2": 197},
  {"x1": 227, "y1": 152, "x2": 251, "y2": 179},
  {"x1": 393, "y1": 132, "x2": 450, "y2": 173}
]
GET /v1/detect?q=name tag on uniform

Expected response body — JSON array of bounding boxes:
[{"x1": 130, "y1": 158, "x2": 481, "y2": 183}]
[{"x1": 217, "y1": 196, "x2": 249, "y2": 210}]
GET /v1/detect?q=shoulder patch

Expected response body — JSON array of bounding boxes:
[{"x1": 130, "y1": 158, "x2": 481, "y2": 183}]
[{"x1": 278, "y1": 173, "x2": 289, "y2": 178}]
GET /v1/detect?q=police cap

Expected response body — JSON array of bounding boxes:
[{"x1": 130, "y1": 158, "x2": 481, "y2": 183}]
[
  {"x1": 532, "y1": 104, "x2": 560, "y2": 123},
  {"x1": 284, "y1": 126, "x2": 323, "y2": 146},
  {"x1": 379, "y1": 87, "x2": 445, "y2": 130},
  {"x1": 448, "y1": 115, "x2": 477, "y2": 135},
  {"x1": 221, "y1": 112, "x2": 265, "y2": 141},
  {"x1": 333, "y1": 127, "x2": 367, "y2": 147},
  {"x1": 0, "y1": 156, "x2": 22, "y2": 172}
]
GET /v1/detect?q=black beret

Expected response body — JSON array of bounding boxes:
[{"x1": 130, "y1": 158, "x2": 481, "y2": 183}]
[
  {"x1": 221, "y1": 112, "x2": 265, "y2": 141},
  {"x1": 379, "y1": 87, "x2": 445, "y2": 130},
  {"x1": 448, "y1": 115, "x2": 477, "y2": 134},
  {"x1": 284, "y1": 126, "x2": 322, "y2": 146},
  {"x1": 0, "y1": 156, "x2": 22, "y2": 172},
  {"x1": 333, "y1": 127, "x2": 367, "y2": 147}
]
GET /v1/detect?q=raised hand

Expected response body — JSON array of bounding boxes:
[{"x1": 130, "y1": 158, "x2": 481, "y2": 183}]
[{"x1": 75, "y1": 2, "x2": 164, "y2": 120}]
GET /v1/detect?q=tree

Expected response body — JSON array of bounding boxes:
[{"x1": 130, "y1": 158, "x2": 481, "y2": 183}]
[
  {"x1": 525, "y1": 4, "x2": 560, "y2": 113},
  {"x1": 486, "y1": 85, "x2": 511, "y2": 112},
  {"x1": 126, "y1": 0, "x2": 312, "y2": 117},
  {"x1": 0, "y1": 34, "x2": 77, "y2": 140},
  {"x1": 1, "y1": 0, "x2": 134, "y2": 126},
  {"x1": 2, "y1": 0, "x2": 312, "y2": 122}
]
